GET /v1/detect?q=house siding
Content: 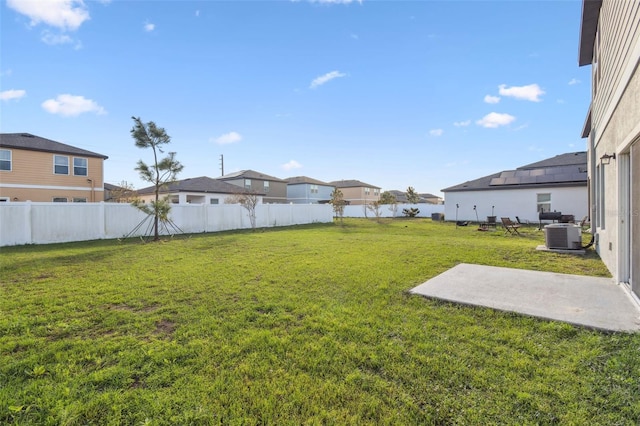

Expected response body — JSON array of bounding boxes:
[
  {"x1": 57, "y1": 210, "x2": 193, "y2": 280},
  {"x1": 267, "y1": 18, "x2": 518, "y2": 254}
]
[
  {"x1": 287, "y1": 184, "x2": 334, "y2": 204},
  {"x1": 444, "y1": 187, "x2": 587, "y2": 224},
  {"x1": 582, "y1": 0, "x2": 640, "y2": 296},
  {"x1": 0, "y1": 148, "x2": 104, "y2": 202}
]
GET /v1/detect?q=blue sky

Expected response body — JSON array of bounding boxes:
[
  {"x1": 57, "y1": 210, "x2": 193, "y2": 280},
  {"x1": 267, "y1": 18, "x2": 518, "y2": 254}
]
[{"x1": 1, "y1": 0, "x2": 591, "y2": 196}]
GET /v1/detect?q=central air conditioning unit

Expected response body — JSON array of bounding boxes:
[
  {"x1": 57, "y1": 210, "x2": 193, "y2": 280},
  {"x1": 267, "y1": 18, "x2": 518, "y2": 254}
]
[{"x1": 544, "y1": 223, "x2": 582, "y2": 249}]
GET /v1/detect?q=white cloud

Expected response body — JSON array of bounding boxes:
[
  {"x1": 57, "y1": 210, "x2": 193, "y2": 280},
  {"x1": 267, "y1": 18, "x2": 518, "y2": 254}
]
[
  {"x1": 476, "y1": 112, "x2": 516, "y2": 128},
  {"x1": 484, "y1": 95, "x2": 500, "y2": 104},
  {"x1": 144, "y1": 22, "x2": 155, "y2": 32},
  {"x1": 310, "y1": 71, "x2": 346, "y2": 89},
  {"x1": 568, "y1": 78, "x2": 580, "y2": 85},
  {"x1": 282, "y1": 160, "x2": 302, "y2": 171},
  {"x1": 498, "y1": 84, "x2": 545, "y2": 102},
  {"x1": 453, "y1": 120, "x2": 471, "y2": 127},
  {"x1": 41, "y1": 30, "x2": 73, "y2": 45},
  {"x1": 429, "y1": 129, "x2": 444, "y2": 137},
  {"x1": 7, "y1": 0, "x2": 90, "y2": 31},
  {"x1": 212, "y1": 131, "x2": 242, "y2": 145},
  {"x1": 1, "y1": 69, "x2": 13, "y2": 77},
  {"x1": 41, "y1": 94, "x2": 106, "y2": 117},
  {"x1": 1, "y1": 89, "x2": 26, "y2": 101}
]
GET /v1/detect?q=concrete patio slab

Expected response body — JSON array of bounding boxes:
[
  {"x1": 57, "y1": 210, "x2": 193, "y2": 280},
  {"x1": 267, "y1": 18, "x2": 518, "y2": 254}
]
[{"x1": 410, "y1": 263, "x2": 640, "y2": 332}]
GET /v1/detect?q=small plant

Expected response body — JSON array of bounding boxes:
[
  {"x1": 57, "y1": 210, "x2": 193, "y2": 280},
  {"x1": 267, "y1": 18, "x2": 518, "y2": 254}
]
[
  {"x1": 329, "y1": 188, "x2": 346, "y2": 224},
  {"x1": 402, "y1": 207, "x2": 420, "y2": 217},
  {"x1": 366, "y1": 200, "x2": 383, "y2": 221}
]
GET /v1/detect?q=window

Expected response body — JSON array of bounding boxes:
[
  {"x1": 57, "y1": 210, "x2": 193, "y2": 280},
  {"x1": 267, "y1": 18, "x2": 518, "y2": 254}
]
[
  {"x1": 244, "y1": 179, "x2": 252, "y2": 190},
  {"x1": 310, "y1": 184, "x2": 318, "y2": 194},
  {"x1": 374, "y1": 189, "x2": 380, "y2": 196},
  {"x1": 73, "y1": 157, "x2": 88, "y2": 176},
  {"x1": 264, "y1": 181, "x2": 270, "y2": 193},
  {"x1": 364, "y1": 187, "x2": 370, "y2": 195},
  {"x1": 54, "y1": 155, "x2": 69, "y2": 175},
  {"x1": 0, "y1": 149, "x2": 11, "y2": 171},
  {"x1": 537, "y1": 193, "x2": 551, "y2": 213},
  {"x1": 73, "y1": 197, "x2": 87, "y2": 203},
  {"x1": 52, "y1": 197, "x2": 68, "y2": 202},
  {"x1": 210, "y1": 198, "x2": 219, "y2": 205}
]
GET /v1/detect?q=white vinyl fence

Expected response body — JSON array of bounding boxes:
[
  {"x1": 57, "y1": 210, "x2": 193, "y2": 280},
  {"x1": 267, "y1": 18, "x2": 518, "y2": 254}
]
[
  {"x1": 0, "y1": 202, "x2": 334, "y2": 247},
  {"x1": 343, "y1": 203, "x2": 445, "y2": 219}
]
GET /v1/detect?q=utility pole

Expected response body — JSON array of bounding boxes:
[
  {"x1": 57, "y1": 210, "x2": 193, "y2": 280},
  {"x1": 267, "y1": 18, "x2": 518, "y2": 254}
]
[{"x1": 219, "y1": 154, "x2": 224, "y2": 176}]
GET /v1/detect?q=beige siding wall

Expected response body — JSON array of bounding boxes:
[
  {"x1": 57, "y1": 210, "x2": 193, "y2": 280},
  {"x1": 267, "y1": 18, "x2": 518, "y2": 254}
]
[
  {"x1": 340, "y1": 187, "x2": 381, "y2": 205},
  {"x1": 0, "y1": 148, "x2": 104, "y2": 202},
  {"x1": 589, "y1": 0, "x2": 640, "y2": 281},
  {"x1": 592, "y1": 0, "x2": 640, "y2": 133}
]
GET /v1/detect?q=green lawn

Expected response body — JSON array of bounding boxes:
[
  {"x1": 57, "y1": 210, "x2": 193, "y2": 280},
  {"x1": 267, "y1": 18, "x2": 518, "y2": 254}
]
[{"x1": 1, "y1": 219, "x2": 638, "y2": 425}]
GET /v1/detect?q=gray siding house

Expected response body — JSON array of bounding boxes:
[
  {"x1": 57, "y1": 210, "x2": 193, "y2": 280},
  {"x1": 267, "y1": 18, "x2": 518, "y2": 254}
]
[
  {"x1": 217, "y1": 170, "x2": 287, "y2": 204},
  {"x1": 285, "y1": 176, "x2": 335, "y2": 204}
]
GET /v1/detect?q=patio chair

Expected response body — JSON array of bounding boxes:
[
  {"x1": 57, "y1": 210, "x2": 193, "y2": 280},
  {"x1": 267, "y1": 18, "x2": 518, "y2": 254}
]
[{"x1": 501, "y1": 217, "x2": 522, "y2": 235}]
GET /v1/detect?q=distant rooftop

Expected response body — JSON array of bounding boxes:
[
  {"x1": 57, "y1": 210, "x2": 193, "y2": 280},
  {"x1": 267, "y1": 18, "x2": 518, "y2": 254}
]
[
  {"x1": 329, "y1": 179, "x2": 380, "y2": 189},
  {"x1": 284, "y1": 176, "x2": 333, "y2": 186},
  {"x1": 218, "y1": 170, "x2": 286, "y2": 182},
  {"x1": 138, "y1": 176, "x2": 261, "y2": 195},
  {"x1": 442, "y1": 152, "x2": 587, "y2": 193}
]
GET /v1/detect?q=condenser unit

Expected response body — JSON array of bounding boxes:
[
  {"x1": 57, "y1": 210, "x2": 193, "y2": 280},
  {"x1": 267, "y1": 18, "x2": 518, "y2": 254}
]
[{"x1": 544, "y1": 223, "x2": 582, "y2": 250}]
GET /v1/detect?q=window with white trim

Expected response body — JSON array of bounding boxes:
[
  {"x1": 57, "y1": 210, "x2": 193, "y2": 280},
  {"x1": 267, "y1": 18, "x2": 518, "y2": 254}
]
[
  {"x1": 73, "y1": 197, "x2": 87, "y2": 202},
  {"x1": 310, "y1": 184, "x2": 318, "y2": 194},
  {"x1": 364, "y1": 187, "x2": 370, "y2": 195},
  {"x1": 210, "y1": 198, "x2": 219, "y2": 205},
  {"x1": 53, "y1": 197, "x2": 68, "y2": 202},
  {"x1": 245, "y1": 179, "x2": 252, "y2": 190},
  {"x1": 0, "y1": 149, "x2": 11, "y2": 171},
  {"x1": 54, "y1": 155, "x2": 69, "y2": 175},
  {"x1": 536, "y1": 193, "x2": 551, "y2": 213},
  {"x1": 264, "y1": 181, "x2": 270, "y2": 193},
  {"x1": 73, "y1": 157, "x2": 88, "y2": 176}
]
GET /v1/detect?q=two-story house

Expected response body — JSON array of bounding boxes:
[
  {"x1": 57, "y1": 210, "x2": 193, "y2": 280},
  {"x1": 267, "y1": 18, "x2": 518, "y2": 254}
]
[
  {"x1": 284, "y1": 176, "x2": 335, "y2": 204},
  {"x1": 579, "y1": 0, "x2": 639, "y2": 300},
  {"x1": 217, "y1": 170, "x2": 287, "y2": 204},
  {"x1": 328, "y1": 179, "x2": 381, "y2": 205},
  {"x1": 0, "y1": 133, "x2": 108, "y2": 202}
]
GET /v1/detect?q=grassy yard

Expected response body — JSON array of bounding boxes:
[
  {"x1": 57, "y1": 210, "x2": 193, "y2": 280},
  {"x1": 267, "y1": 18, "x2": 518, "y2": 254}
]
[{"x1": 1, "y1": 218, "x2": 638, "y2": 425}]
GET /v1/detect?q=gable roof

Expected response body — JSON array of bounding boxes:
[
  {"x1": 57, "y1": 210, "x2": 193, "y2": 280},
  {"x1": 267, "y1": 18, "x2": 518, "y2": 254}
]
[
  {"x1": 442, "y1": 152, "x2": 588, "y2": 193},
  {"x1": 137, "y1": 176, "x2": 262, "y2": 195},
  {"x1": 284, "y1": 176, "x2": 333, "y2": 186},
  {"x1": 217, "y1": 169, "x2": 286, "y2": 183},
  {"x1": 0, "y1": 133, "x2": 108, "y2": 159},
  {"x1": 329, "y1": 179, "x2": 380, "y2": 189},
  {"x1": 387, "y1": 189, "x2": 442, "y2": 203}
]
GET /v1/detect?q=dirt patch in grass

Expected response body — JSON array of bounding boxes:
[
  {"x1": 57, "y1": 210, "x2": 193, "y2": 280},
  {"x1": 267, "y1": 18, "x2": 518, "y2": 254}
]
[{"x1": 154, "y1": 319, "x2": 176, "y2": 337}]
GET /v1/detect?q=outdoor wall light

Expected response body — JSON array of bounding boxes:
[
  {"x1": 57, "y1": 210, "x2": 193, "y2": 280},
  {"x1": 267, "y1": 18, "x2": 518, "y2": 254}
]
[{"x1": 600, "y1": 153, "x2": 616, "y2": 165}]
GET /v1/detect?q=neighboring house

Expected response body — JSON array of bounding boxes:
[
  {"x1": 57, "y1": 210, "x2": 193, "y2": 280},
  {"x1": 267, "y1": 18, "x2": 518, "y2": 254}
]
[
  {"x1": 0, "y1": 133, "x2": 108, "y2": 203},
  {"x1": 387, "y1": 189, "x2": 443, "y2": 204},
  {"x1": 284, "y1": 176, "x2": 335, "y2": 204},
  {"x1": 579, "y1": 0, "x2": 639, "y2": 299},
  {"x1": 442, "y1": 152, "x2": 588, "y2": 223},
  {"x1": 137, "y1": 176, "x2": 262, "y2": 205},
  {"x1": 329, "y1": 179, "x2": 381, "y2": 205},
  {"x1": 217, "y1": 170, "x2": 287, "y2": 204}
]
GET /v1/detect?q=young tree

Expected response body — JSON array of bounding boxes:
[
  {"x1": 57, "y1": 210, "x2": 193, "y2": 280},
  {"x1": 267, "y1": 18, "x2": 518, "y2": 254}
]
[
  {"x1": 108, "y1": 180, "x2": 137, "y2": 203},
  {"x1": 225, "y1": 192, "x2": 259, "y2": 230},
  {"x1": 379, "y1": 191, "x2": 398, "y2": 217},
  {"x1": 366, "y1": 200, "x2": 383, "y2": 221},
  {"x1": 131, "y1": 117, "x2": 183, "y2": 241},
  {"x1": 329, "y1": 188, "x2": 346, "y2": 224},
  {"x1": 406, "y1": 186, "x2": 420, "y2": 204}
]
